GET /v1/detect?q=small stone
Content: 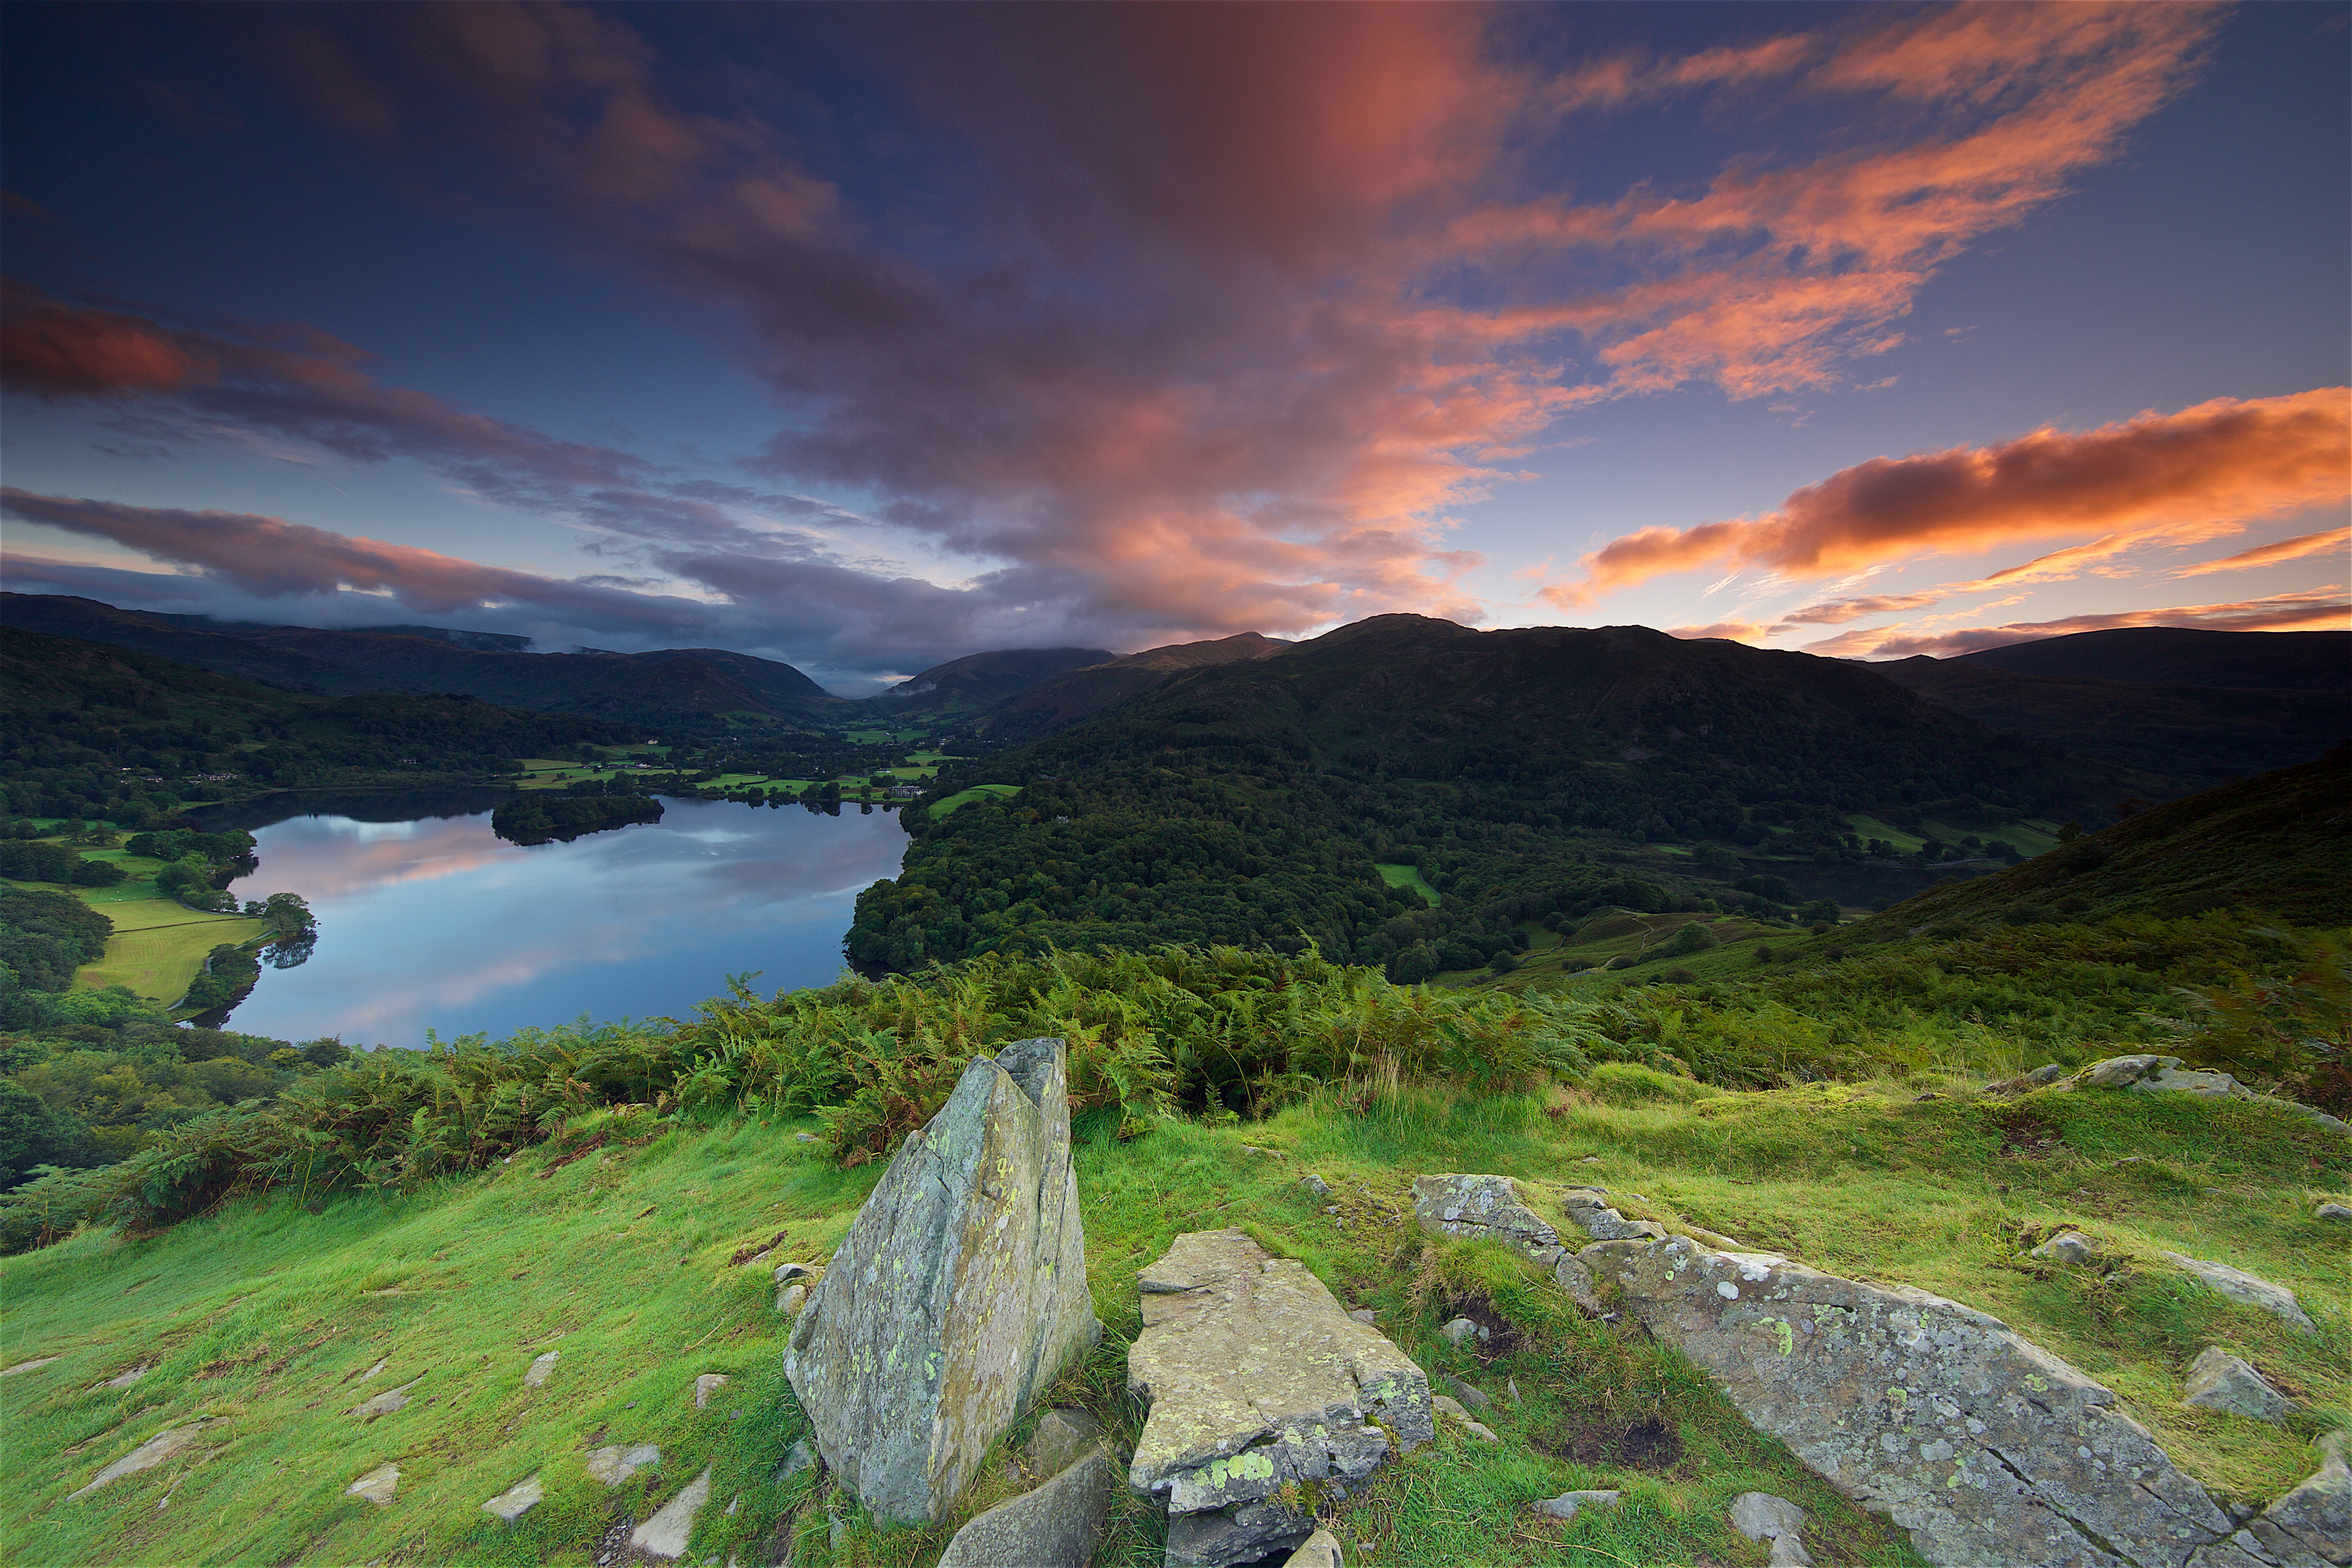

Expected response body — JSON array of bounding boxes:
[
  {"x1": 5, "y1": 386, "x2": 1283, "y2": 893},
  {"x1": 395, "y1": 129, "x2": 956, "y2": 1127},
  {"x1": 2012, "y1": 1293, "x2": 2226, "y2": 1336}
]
[
  {"x1": 1443, "y1": 1374, "x2": 1493, "y2": 1413},
  {"x1": 773, "y1": 1262, "x2": 816, "y2": 1283},
  {"x1": 2163, "y1": 1252, "x2": 2316, "y2": 1333},
  {"x1": 1552, "y1": 1253, "x2": 1604, "y2": 1314},
  {"x1": 350, "y1": 1378, "x2": 423, "y2": 1419},
  {"x1": 1437, "y1": 1317, "x2": 1481, "y2": 1347},
  {"x1": 2029, "y1": 1231, "x2": 2098, "y2": 1266},
  {"x1": 1347, "y1": 1308, "x2": 1377, "y2": 1324},
  {"x1": 481, "y1": 1472, "x2": 545, "y2": 1522},
  {"x1": 586, "y1": 1443, "x2": 661, "y2": 1487},
  {"x1": 1283, "y1": 1529, "x2": 1343, "y2": 1568},
  {"x1": 725, "y1": 1494, "x2": 739, "y2": 1516},
  {"x1": 2024, "y1": 1063, "x2": 2065, "y2": 1084},
  {"x1": 1300, "y1": 1174, "x2": 1332, "y2": 1199},
  {"x1": 775, "y1": 1438, "x2": 816, "y2": 1485},
  {"x1": 99, "y1": 1364, "x2": 148, "y2": 1389},
  {"x1": 1459, "y1": 1418, "x2": 1501, "y2": 1443},
  {"x1": 2183, "y1": 1346, "x2": 2290, "y2": 1421},
  {"x1": 1730, "y1": 1493, "x2": 1809, "y2": 1560},
  {"x1": 1534, "y1": 1489, "x2": 1621, "y2": 1520},
  {"x1": 345, "y1": 1463, "x2": 399, "y2": 1506},
  {"x1": 1579, "y1": 1156, "x2": 1603, "y2": 1165},
  {"x1": 775, "y1": 1283, "x2": 806, "y2": 1315},
  {"x1": 2317, "y1": 1203, "x2": 2352, "y2": 1223},
  {"x1": 524, "y1": 1351, "x2": 560, "y2": 1388},
  {"x1": 630, "y1": 1466, "x2": 713, "y2": 1559},
  {"x1": 1505, "y1": 1377, "x2": 1523, "y2": 1406},
  {"x1": 937, "y1": 1439, "x2": 1114, "y2": 1568},
  {"x1": 794, "y1": 1132, "x2": 819, "y2": 1143},
  {"x1": 358, "y1": 1358, "x2": 387, "y2": 1381},
  {"x1": 694, "y1": 1373, "x2": 729, "y2": 1408}
]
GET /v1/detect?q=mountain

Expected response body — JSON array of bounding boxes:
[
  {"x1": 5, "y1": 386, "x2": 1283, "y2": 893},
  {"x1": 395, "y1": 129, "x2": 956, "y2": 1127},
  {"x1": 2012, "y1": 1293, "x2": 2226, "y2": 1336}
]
[
  {"x1": 850, "y1": 615, "x2": 2138, "y2": 973},
  {"x1": 978, "y1": 631, "x2": 1293, "y2": 736},
  {"x1": 0, "y1": 595, "x2": 840, "y2": 726},
  {"x1": 1953, "y1": 627, "x2": 2349, "y2": 690},
  {"x1": 1871, "y1": 657, "x2": 2348, "y2": 791},
  {"x1": 873, "y1": 646, "x2": 1116, "y2": 719}
]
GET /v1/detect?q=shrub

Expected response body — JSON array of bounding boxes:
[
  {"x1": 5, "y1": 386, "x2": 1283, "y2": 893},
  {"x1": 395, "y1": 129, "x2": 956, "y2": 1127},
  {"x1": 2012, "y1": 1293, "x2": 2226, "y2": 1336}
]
[{"x1": 1658, "y1": 922, "x2": 1719, "y2": 957}]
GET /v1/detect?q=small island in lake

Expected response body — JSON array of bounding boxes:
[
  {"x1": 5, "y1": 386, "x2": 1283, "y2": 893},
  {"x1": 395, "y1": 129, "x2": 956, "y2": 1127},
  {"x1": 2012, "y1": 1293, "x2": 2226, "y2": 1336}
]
[{"x1": 490, "y1": 791, "x2": 664, "y2": 846}]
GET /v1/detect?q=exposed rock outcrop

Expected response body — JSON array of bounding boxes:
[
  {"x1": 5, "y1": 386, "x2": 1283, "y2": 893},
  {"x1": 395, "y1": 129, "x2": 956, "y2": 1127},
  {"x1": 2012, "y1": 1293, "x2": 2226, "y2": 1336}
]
[
  {"x1": 481, "y1": 1472, "x2": 544, "y2": 1521},
  {"x1": 936, "y1": 1408, "x2": 1115, "y2": 1568},
  {"x1": 1412, "y1": 1174, "x2": 1563, "y2": 1261},
  {"x1": 2163, "y1": 1253, "x2": 2316, "y2": 1334},
  {"x1": 784, "y1": 1038, "x2": 1101, "y2": 1526},
  {"x1": 630, "y1": 1466, "x2": 712, "y2": 1559},
  {"x1": 2069, "y1": 1056, "x2": 2350, "y2": 1134},
  {"x1": 2239, "y1": 1432, "x2": 2349, "y2": 1567},
  {"x1": 67, "y1": 1419, "x2": 214, "y2": 1500},
  {"x1": 345, "y1": 1463, "x2": 399, "y2": 1506},
  {"x1": 1129, "y1": 1228, "x2": 1432, "y2": 1567},
  {"x1": 586, "y1": 1443, "x2": 660, "y2": 1486},
  {"x1": 2185, "y1": 1348, "x2": 2289, "y2": 1422},
  {"x1": 1584, "y1": 1232, "x2": 2259, "y2": 1568}
]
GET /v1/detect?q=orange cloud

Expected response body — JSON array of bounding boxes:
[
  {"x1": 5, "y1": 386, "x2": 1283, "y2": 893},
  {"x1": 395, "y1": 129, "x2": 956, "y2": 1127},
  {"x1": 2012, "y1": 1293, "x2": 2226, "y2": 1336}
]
[
  {"x1": 0, "y1": 280, "x2": 207, "y2": 395},
  {"x1": 1551, "y1": 389, "x2": 2350, "y2": 604},
  {"x1": 2171, "y1": 526, "x2": 2351, "y2": 578},
  {"x1": 1773, "y1": 592, "x2": 1945, "y2": 627},
  {"x1": 1665, "y1": 621, "x2": 1771, "y2": 643},
  {"x1": 1804, "y1": 588, "x2": 2349, "y2": 659}
]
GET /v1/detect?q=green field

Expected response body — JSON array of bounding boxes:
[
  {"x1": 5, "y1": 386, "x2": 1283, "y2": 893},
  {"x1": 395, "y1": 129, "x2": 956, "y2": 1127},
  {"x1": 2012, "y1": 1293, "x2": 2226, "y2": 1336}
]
[
  {"x1": 2, "y1": 1070, "x2": 2337, "y2": 1568},
  {"x1": 928, "y1": 782, "x2": 1024, "y2": 818},
  {"x1": 1847, "y1": 813, "x2": 2061, "y2": 858},
  {"x1": 1373, "y1": 862, "x2": 1441, "y2": 907}
]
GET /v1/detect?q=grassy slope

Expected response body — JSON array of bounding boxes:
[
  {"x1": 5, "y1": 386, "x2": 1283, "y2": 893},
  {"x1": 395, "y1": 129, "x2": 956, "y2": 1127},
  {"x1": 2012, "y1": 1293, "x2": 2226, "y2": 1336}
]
[
  {"x1": 1373, "y1": 863, "x2": 1441, "y2": 907},
  {"x1": 4, "y1": 1078, "x2": 2341, "y2": 1568},
  {"x1": 4, "y1": 855, "x2": 268, "y2": 1006}
]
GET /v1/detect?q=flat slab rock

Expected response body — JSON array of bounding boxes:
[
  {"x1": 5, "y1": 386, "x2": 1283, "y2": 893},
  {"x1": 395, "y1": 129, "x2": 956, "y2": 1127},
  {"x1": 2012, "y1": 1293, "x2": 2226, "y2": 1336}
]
[
  {"x1": 2163, "y1": 1254, "x2": 2316, "y2": 1334},
  {"x1": 1129, "y1": 1228, "x2": 1432, "y2": 1567},
  {"x1": 1412, "y1": 1173, "x2": 1562, "y2": 1261},
  {"x1": 2240, "y1": 1431, "x2": 2349, "y2": 1568},
  {"x1": 630, "y1": 1465, "x2": 713, "y2": 1559},
  {"x1": 784, "y1": 1038, "x2": 1101, "y2": 1526},
  {"x1": 2185, "y1": 1348, "x2": 2289, "y2": 1423},
  {"x1": 936, "y1": 1418, "x2": 1116, "y2": 1568},
  {"x1": 346, "y1": 1463, "x2": 399, "y2": 1506},
  {"x1": 1581, "y1": 1233, "x2": 2260, "y2": 1568},
  {"x1": 68, "y1": 1419, "x2": 214, "y2": 1500}
]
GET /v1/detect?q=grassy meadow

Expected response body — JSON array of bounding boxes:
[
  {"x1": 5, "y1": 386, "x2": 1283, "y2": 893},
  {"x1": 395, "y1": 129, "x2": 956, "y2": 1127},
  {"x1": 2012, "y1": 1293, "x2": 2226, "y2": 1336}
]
[{"x1": 2, "y1": 1065, "x2": 2341, "y2": 1568}]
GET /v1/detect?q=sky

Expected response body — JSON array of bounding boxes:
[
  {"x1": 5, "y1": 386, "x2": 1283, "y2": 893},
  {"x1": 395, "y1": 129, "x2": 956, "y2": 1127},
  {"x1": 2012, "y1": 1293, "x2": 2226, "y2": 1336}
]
[{"x1": 2, "y1": 2, "x2": 2345, "y2": 693}]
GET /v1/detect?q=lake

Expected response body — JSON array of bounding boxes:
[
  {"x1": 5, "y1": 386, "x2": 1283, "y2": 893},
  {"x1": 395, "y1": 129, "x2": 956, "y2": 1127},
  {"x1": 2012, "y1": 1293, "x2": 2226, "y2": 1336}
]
[{"x1": 216, "y1": 797, "x2": 909, "y2": 1047}]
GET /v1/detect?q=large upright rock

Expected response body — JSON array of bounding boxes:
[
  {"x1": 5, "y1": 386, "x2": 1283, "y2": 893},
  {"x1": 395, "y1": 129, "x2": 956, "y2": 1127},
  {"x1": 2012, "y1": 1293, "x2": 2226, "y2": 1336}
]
[
  {"x1": 783, "y1": 1038, "x2": 1100, "y2": 1526},
  {"x1": 1128, "y1": 1229, "x2": 1432, "y2": 1567},
  {"x1": 1584, "y1": 1232, "x2": 2258, "y2": 1568}
]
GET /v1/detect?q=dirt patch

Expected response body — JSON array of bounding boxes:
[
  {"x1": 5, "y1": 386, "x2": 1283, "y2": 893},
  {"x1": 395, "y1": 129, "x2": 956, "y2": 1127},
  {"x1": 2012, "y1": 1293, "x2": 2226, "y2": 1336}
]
[
  {"x1": 1531, "y1": 1412, "x2": 1684, "y2": 1471},
  {"x1": 1996, "y1": 1109, "x2": 2065, "y2": 1158},
  {"x1": 1441, "y1": 1291, "x2": 1523, "y2": 1363}
]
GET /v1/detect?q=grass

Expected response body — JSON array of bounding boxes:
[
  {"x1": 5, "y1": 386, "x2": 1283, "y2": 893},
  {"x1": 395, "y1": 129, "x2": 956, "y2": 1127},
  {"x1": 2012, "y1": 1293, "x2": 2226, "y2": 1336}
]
[
  {"x1": 928, "y1": 783, "x2": 1023, "y2": 819},
  {"x1": 1847, "y1": 814, "x2": 2060, "y2": 859},
  {"x1": 1374, "y1": 863, "x2": 1441, "y2": 908},
  {"x1": 2, "y1": 871, "x2": 268, "y2": 1005},
  {"x1": 5, "y1": 1076, "x2": 2341, "y2": 1568}
]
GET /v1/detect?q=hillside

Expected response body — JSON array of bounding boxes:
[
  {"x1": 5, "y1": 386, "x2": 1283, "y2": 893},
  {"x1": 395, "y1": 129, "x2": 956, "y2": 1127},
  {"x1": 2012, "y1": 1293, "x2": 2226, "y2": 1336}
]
[
  {"x1": 850, "y1": 616, "x2": 2141, "y2": 973},
  {"x1": 873, "y1": 646, "x2": 1118, "y2": 720},
  {"x1": 1871, "y1": 657, "x2": 2348, "y2": 789},
  {"x1": 0, "y1": 595, "x2": 842, "y2": 728},
  {"x1": 978, "y1": 632, "x2": 1293, "y2": 737},
  {"x1": 1954, "y1": 626, "x2": 2349, "y2": 690}
]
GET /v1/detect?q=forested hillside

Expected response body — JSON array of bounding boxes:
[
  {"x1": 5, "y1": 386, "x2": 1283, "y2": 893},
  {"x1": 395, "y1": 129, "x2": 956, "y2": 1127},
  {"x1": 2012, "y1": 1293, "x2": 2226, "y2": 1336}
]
[{"x1": 849, "y1": 617, "x2": 2137, "y2": 972}]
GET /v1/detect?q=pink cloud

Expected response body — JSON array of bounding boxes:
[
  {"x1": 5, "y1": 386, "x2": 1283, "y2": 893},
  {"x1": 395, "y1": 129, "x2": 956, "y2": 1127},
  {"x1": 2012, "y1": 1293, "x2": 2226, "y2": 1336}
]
[
  {"x1": 1806, "y1": 588, "x2": 2350, "y2": 659},
  {"x1": 2171, "y1": 526, "x2": 2351, "y2": 578}
]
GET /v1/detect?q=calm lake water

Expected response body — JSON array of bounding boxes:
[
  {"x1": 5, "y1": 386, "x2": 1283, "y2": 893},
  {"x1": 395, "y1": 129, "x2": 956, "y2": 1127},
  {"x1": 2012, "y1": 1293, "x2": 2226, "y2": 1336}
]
[{"x1": 218, "y1": 798, "x2": 909, "y2": 1047}]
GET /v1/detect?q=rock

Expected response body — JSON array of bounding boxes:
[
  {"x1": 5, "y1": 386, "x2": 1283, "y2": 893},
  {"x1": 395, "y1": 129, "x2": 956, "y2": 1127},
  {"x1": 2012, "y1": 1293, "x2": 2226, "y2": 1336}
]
[
  {"x1": 481, "y1": 1472, "x2": 545, "y2": 1521},
  {"x1": 2030, "y1": 1232, "x2": 2099, "y2": 1266},
  {"x1": 1412, "y1": 1174, "x2": 1562, "y2": 1259},
  {"x1": 1347, "y1": 1308, "x2": 1378, "y2": 1324},
  {"x1": 1300, "y1": 1174, "x2": 1332, "y2": 1199},
  {"x1": 2163, "y1": 1252, "x2": 2316, "y2": 1334},
  {"x1": 586, "y1": 1443, "x2": 661, "y2": 1486},
  {"x1": 1505, "y1": 1377, "x2": 1522, "y2": 1406},
  {"x1": 630, "y1": 1466, "x2": 713, "y2": 1559},
  {"x1": 1535, "y1": 1489, "x2": 1621, "y2": 1519},
  {"x1": 795, "y1": 1131, "x2": 819, "y2": 1143},
  {"x1": 524, "y1": 1351, "x2": 560, "y2": 1388},
  {"x1": 1728, "y1": 1492, "x2": 1814, "y2": 1567},
  {"x1": 695, "y1": 1373, "x2": 729, "y2": 1408},
  {"x1": 1443, "y1": 1374, "x2": 1493, "y2": 1413},
  {"x1": 1128, "y1": 1228, "x2": 1432, "y2": 1567},
  {"x1": 350, "y1": 1378, "x2": 422, "y2": 1419},
  {"x1": 783, "y1": 1038, "x2": 1101, "y2": 1526},
  {"x1": 1552, "y1": 1253, "x2": 1606, "y2": 1314},
  {"x1": 775, "y1": 1439, "x2": 816, "y2": 1485},
  {"x1": 1283, "y1": 1530, "x2": 1344, "y2": 1568},
  {"x1": 1437, "y1": 1317, "x2": 1482, "y2": 1347},
  {"x1": 358, "y1": 1357, "x2": 387, "y2": 1381},
  {"x1": 346, "y1": 1463, "x2": 400, "y2": 1506},
  {"x1": 2317, "y1": 1203, "x2": 2352, "y2": 1224},
  {"x1": 98, "y1": 1363, "x2": 148, "y2": 1389},
  {"x1": 1560, "y1": 1191, "x2": 1668, "y2": 1243},
  {"x1": 936, "y1": 1439, "x2": 1115, "y2": 1568},
  {"x1": 2238, "y1": 1431, "x2": 2349, "y2": 1567},
  {"x1": 776, "y1": 1283, "x2": 806, "y2": 1315},
  {"x1": 774, "y1": 1262, "x2": 817, "y2": 1283},
  {"x1": 1431, "y1": 1394, "x2": 1470, "y2": 1420},
  {"x1": 1585, "y1": 1232, "x2": 2256, "y2": 1568},
  {"x1": 1, "y1": 1355, "x2": 59, "y2": 1377},
  {"x1": 1026, "y1": 1408, "x2": 1105, "y2": 1480},
  {"x1": 67, "y1": 1419, "x2": 213, "y2": 1499},
  {"x1": 2073, "y1": 1056, "x2": 2352, "y2": 1134},
  {"x1": 2183, "y1": 1348, "x2": 2290, "y2": 1423},
  {"x1": 2026, "y1": 1064, "x2": 2066, "y2": 1084},
  {"x1": 1579, "y1": 1156, "x2": 1603, "y2": 1165}
]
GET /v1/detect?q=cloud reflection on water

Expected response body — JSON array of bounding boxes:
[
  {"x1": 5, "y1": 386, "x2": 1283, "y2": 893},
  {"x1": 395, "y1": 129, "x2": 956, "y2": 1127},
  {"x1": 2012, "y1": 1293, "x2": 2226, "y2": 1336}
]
[{"x1": 223, "y1": 800, "x2": 908, "y2": 1047}]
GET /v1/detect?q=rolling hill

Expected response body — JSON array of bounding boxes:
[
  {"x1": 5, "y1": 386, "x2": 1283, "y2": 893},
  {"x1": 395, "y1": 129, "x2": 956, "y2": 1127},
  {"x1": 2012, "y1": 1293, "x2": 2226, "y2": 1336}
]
[
  {"x1": 977, "y1": 631, "x2": 1293, "y2": 736},
  {"x1": 872, "y1": 646, "x2": 1118, "y2": 720},
  {"x1": 1953, "y1": 626, "x2": 2348, "y2": 689}
]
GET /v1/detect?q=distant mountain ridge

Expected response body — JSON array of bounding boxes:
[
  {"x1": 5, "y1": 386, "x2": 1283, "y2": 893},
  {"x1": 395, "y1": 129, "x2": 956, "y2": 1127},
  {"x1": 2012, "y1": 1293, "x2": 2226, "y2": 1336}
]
[
  {"x1": 1952, "y1": 626, "x2": 2348, "y2": 690},
  {"x1": 978, "y1": 631, "x2": 1293, "y2": 736},
  {"x1": 877, "y1": 646, "x2": 1116, "y2": 717}
]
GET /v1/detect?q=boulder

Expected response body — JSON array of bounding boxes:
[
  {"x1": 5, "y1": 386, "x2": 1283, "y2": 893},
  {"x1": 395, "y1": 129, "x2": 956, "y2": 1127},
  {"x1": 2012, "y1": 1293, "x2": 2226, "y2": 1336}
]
[
  {"x1": 1129, "y1": 1229, "x2": 1432, "y2": 1567},
  {"x1": 630, "y1": 1466, "x2": 712, "y2": 1559},
  {"x1": 1535, "y1": 1489, "x2": 1621, "y2": 1520},
  {"x1": 2184, "y1": 1348, "x2": 2289, "y2": 1422},
  {"x1": 1437, "y1": 1318, "x2": 1483, "y2": 1347},
  {"x1": 935, "y1": 1417, "x2": 1115, "y2": 1568},
  {"x1": 1412, "y1": 1174, "x2": 1561, "y2": 1258},
  {"x1": 1284, "y1": 1530, "x2": 1344, "y2": 1568},
  {"x1": 345, "y1": 1463, "x2": 399, "y2": 1506},
  {"x1": 67, "y1": 1419, "x2": 213, "y2": 1499},
  {"x1": 586, "y1": 1443, "x2": 661, "y2": 1486},
  {"x1": 481, "y1": 1472, "x2": 545, "y2": 1522},
  {"x1": 1584, "y1": 1232, "x2": 2255, "y2": 1568},
  {"x1": 2237, "y1": 1431, "x2": 2348, "y2": 1567},
  {"x1": 783, "y1": 1038, "x2": 1101, "y2": 1526},
  {"x1": 2163, "y1": 1253, "x2": 2316, "y2": 1334},
  {"x1": 2030, "y1": 1232, "x2": 2099, "y2": 1266}
]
